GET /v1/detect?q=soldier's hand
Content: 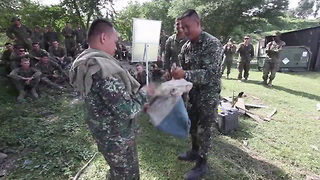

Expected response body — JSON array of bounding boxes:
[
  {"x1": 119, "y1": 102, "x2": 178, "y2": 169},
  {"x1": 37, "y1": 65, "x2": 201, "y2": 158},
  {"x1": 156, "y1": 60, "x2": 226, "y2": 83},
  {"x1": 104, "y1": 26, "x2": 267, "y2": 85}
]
[
  {"x1": 141, "y1": 84, "x2": 156, "y2": 97},
  {"x1": 171, "y1": 68, "x2": 186, "y2": 80},
  {"x1": 143, "y1": 103, "x2": 150, "y2": 112}
]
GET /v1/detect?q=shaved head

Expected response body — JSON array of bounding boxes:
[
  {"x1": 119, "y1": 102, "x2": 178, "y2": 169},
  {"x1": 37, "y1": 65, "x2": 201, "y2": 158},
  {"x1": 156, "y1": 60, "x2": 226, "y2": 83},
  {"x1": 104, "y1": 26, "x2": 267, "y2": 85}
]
[
  {"x1": 179, "y1": 9, "x2": 202, "y2": 42},
  {"x1": 87, "y1": 19, "x2": 115, "y2": 43},
  {"x1": 87, "y1": 18, "x2": 119, "y2": 55},
  {"x1": 180, "y1": 9, "x2": 200, "y2": 21}
]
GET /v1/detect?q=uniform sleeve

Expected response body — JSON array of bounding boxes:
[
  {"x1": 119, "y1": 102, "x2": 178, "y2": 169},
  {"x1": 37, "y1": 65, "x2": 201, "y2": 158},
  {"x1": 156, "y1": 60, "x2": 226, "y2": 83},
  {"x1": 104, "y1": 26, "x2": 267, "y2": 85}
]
[
  {"x1": 62, "y1": 28, "x2": 67, "y2": 37},
  {"x1": 96, "y1": 76, "x2": 147, "y2": 119},
  {"x1": 61, "y1": 48, "x2": 67, "y2": 57},
  {"x1": 26, "y1": 26, "x2": 33, "y2": 38},
  {"x1": 9, "y1": 68, "x2": 24, "y2": 80},
  {"x1": 6, "y1": 27, "x2": 15, "y2": 40},
  {"x1": 48, "y1": 47, "x2": 55, "y2": 57},
  {"x1": 185, "y1": 40, "x2": 223, "y2": 86},
  {"x1": 31, "y1": 68, "x2": 42, "y2": 78},
  {"x1": 163, "y1": 37, "x2": 172, "y2": 71},
  {"x1": 178, "y1": 43, "x2": 187, "y2": 69},
  {"x1": 237, "y1": 43, "x2": 244, "y2": 53}
]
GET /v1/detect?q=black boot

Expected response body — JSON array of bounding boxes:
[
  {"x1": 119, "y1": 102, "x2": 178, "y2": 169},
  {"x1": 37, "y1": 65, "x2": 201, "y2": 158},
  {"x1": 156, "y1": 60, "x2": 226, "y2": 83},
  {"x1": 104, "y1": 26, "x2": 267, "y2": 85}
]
[
  {"x1": 184, "y1": 158, "x2": 208, "y2": 180},
  {"x1": 178, "y1": 150, "x2": 200, "y2": 161}
]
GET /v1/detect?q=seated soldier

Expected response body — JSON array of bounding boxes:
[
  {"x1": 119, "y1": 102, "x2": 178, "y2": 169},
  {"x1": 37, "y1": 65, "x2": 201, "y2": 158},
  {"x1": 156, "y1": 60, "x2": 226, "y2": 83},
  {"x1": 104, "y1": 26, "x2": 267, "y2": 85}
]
[
  {"x1": 35, "y1": 54, "x2": 67, "y2": 90},
  {"x1": 29, "y1": 42, "x2": 49, "y2": 66},
  {"x1": 135, "y1": 64, "x2": 147, "y2": 89},
  {"x1": 9, "y1": 58, "x2": 41, "y2": 102},
  {"x1": 1, "y1": 43, "x2": 14, "y2": 75},
  {"x1": 10, "y1": 45, "x2": 29, "y2": 71},
  {"x1": 48, "y1": 41, "x2": 72, "y2": 69}
]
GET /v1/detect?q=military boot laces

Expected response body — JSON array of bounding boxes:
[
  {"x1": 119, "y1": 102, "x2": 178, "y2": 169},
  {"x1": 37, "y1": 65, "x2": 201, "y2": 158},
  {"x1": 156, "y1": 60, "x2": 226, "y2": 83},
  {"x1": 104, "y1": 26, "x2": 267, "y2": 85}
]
[
  {"x1": 178, "y1": 150, "x2": 199, "y2": 161},
  {"x1": 30, "y1": 88, "x2": 39, "y2": 98},
  {"x1": 184, "y1": 159, "x2": 209, "y2": 180}
]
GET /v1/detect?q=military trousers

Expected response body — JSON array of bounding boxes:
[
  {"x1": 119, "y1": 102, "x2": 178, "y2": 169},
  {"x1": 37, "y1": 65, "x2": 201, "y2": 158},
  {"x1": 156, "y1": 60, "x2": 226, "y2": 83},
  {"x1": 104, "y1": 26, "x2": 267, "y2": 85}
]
[
  {"x1": 263, "y1": 58, "x2": 280, "y2": 81},
  {"x1": 221, "y1": 57, "x2": 233, "y2": 75},
  {"x1": 13, "y1": 78, "x2": 40, "y2": 91},
  {"x1": 188, "y1": 87, "x2": 219, "y2": 160},
  {"x1": 86, "y1": 118, "x2": 140, "y2": 180},
  {"x1": 237, "y1": 60, "x2": 250, "y2": 80},
  {"x1": 65, "y1": 38, "x2": 76, "y2": 56}
]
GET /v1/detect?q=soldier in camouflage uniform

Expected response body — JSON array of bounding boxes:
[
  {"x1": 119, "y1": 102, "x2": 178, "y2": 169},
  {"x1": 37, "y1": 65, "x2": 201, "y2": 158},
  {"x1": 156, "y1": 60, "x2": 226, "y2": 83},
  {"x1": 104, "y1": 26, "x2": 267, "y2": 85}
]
[
  {"x1": 32, "y1": 25, "x2": 44, "y2": 48},
  {"x1": 1, "y1": 43, "x2": 14, "y2": 75},
  {"x1": 159, "y1": 30, "x2": 169, "y2": 58},
  {"x1": 69, "y1": 19, "x2": 152, "y2": 180},
  {"x1": 44, "y1": 26, "x2": 59, "y2": 51},
  {"x1": 49, "y1": 41, "x2": 72, "y2": 69},
  {"x1": 237, "y1": 35, "x2": 254, "y2": 81},
  {"x1": 10, "y1": 45, "x2": 29, "y2": 71},
  {"x1": 74, "y1": 23, "x2": 87, "y2": 47},
  {"x1": 163, "y1": 17, "x2": 188, "y2": 80},
  {"x1": 9, "y1": 58, "x2": 41, "y2": 102},
  {"x1": 6, "y1": 17, "x2": 33, "y2": 50},
  {"x1": 262, "y1": 32, "x2": 286, "y2": 86},
  {"x1": 171, "y1": 9, "x2": 223, "y2": 180},
  {"x1": 221, "y1": 38, "x2": 236, "y2": 79},
  {"x1": 36, "y1": 54, "x2": 67, "y2": 90},
  {"x1": 29, "y1": 42, "x2": 49, "y2": 66},
  {"x1": 62, "y1": 22, "x2": 76, "y2": 56}
]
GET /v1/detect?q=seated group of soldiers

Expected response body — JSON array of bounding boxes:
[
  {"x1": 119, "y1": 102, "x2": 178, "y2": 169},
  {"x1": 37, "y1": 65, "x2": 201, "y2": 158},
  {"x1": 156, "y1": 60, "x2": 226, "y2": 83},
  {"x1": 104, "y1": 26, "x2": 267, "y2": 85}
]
[{"x1": 1, "y1": 42, "x2": 70, "y2": 102}]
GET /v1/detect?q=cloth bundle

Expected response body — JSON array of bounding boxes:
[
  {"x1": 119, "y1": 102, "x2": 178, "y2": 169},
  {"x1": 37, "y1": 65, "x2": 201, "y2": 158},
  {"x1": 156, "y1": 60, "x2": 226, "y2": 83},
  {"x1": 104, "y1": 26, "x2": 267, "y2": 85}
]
[{"x1": 147, "y1": 79, "x2": 193, "y2": 138}]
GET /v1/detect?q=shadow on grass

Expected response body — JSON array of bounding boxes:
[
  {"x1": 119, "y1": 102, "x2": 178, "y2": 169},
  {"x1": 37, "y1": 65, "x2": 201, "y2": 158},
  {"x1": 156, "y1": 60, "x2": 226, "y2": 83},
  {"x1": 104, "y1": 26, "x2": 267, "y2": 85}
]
[
  {"x1": 243, "y1": 79, "x2": 320, "y2": 102},
  {"x1": 137, "y1": 116, "x2": 291, "y2": 180}
]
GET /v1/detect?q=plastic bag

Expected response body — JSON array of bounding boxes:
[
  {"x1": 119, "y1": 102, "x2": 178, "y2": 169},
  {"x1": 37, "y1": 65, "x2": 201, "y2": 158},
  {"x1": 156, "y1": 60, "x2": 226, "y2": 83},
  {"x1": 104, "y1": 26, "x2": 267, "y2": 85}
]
[{"x1": 147, "y1": 79, "x2": 193, "y2": 138}]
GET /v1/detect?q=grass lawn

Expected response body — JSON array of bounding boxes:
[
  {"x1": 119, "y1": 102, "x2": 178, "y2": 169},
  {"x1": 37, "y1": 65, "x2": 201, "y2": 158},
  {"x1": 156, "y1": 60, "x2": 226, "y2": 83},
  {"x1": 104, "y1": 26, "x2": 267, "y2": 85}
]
[{"x1": 0, "y1": 68, "x2": 320, "y2": 180}]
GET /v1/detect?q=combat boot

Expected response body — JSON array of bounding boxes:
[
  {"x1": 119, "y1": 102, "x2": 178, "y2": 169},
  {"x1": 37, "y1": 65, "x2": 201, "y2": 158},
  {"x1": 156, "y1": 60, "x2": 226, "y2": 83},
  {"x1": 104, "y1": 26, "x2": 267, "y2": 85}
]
[
  {"x1": 30, "y1": 88, "x2": 39, "y2": 98},
  {"x1": 178, "y1": 150, "x2": 200, "y2": 161},
  {"x1": 226, "y1": 74, "x2": 229, "y2": 79},
  {"x1": 17, "y1": 90, "x2": 26, "y2": 102},
  {"x1": 268, "y1": 80, "x2": 273, "y2": 87},
  {"x1": 261, "y1": 79, "x2": 268, "y2": 85},
  {"x1": 184, "y1": 158, "x2": 208, "y2": 180}
]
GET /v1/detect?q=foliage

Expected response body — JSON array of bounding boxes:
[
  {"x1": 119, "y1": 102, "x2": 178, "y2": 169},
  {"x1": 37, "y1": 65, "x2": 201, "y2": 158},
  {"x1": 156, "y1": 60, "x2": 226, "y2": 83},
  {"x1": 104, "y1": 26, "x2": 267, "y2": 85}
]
[
  {"x1": 168, "y1": 0, "x2": 289, "y2": 42},
  {"x1": 114, "y1": 0, "x2": 174, "y2": 42}
]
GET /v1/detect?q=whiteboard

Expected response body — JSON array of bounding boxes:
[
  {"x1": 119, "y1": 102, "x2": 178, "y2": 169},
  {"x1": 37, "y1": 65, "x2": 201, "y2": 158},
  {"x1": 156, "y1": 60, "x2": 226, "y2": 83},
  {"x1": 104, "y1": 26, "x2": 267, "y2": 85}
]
[{"x1": 132, "y1": 18, "x2": 162, "y2": 62}]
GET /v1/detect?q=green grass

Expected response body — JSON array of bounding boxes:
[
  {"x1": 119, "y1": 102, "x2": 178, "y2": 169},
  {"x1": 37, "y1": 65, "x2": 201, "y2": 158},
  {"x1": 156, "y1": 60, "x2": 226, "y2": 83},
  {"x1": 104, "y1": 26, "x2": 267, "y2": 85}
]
[{"x1": 0, "y1": 68, "x2": 320, "y2": 180}]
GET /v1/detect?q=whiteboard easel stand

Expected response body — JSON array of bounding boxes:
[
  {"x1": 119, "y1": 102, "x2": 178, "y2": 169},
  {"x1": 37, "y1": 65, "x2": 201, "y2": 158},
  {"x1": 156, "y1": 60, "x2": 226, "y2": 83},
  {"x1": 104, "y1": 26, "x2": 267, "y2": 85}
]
[{"x1": 143, "y1": 43, "x2": 149, "y2": 86}]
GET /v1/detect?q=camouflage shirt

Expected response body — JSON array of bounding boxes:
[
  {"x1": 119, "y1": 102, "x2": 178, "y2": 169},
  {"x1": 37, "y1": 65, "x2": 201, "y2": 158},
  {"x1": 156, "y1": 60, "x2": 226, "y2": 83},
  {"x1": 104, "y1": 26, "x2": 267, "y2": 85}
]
[
  {"x1": 179, "y1": 31, "x2": 223, "y2": 92},
  {"x1": 266, "y1": 40, "x2": 286, "y2": 60},
  {"x1": 74, "y1": 28, "x2": 86, "y2": 43},
  {"x1": 6, "y1": 24, "x2": 32, "y2": 42},
  {"x1": 237, "y1": 43, "x2": 254, "y2": 61},
  {"x1": 35, "y1": 61, "x2": 63, "y2": 76},
  {"x1": 32, "y1": 31, "x2": 44, "y2": 44},
  {"x1": 49, "y1": 46, "x2": 66, "y2": 58},
  {"x1": 84, "y1": 72, "x2": 147, "y2": 142},
  {"x1": 164, "y1": 34, "x2": 188, "y2": 71},
  {"x1": 223, "y1": 44, "x2": 236, "y2": 61},
  {"x1": 62, "y1": 27, "x2": 74, "y2": 39},
  {"x1": 29, "y1": 49, "x2": 49, "y2": 59}
]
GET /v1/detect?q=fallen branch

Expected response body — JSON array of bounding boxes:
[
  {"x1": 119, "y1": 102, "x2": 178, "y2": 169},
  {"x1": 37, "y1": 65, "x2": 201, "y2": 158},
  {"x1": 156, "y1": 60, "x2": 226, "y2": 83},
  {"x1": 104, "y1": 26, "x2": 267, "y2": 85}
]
[{"x1": 73, "y1": 152, "x2": 97, "y2": 180}]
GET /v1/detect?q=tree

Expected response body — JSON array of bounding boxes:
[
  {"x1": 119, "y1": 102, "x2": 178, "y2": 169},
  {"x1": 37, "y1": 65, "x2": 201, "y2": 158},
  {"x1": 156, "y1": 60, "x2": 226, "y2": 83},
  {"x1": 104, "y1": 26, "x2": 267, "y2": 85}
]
[{"x1": 168, "y1": 0, "x2": 289, "y2": 42}]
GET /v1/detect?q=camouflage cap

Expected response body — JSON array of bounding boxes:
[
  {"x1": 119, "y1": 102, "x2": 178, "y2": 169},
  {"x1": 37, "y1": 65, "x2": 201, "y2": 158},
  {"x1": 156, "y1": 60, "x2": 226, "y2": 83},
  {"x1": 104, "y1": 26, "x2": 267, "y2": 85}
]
[{"x1": 11, "y1": 16, "x2": 21, "y2": 22}]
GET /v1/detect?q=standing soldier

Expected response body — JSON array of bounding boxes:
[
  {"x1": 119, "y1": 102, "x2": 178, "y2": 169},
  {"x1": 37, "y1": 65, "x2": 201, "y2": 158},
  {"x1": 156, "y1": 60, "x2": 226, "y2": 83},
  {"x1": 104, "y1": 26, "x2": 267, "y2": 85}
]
[
  {"x1": 237, "y1": 35, "x2": 254, "y2": 81},
  {"x1": 6, "y1": 17, "x2": 33, "y2": 50},
  {"x1": 262, "y1": 32, "x2": 286, "y2": 86},
  {"x1": 44, "y1": 25, "x2": 59, "y2": 51},
  {"x1": 221, "y1": 38, "x2": 236, "y2": 79},
  {"x1": 1, "y1": 43, "x2": 14, "y2": 75},
  {"x1": 171, "y1": 9, "x2": 223, "y2": 180},
  {"x1": 164, "y1": 17, "x2": 188, "y2": 80},
  {"x1": 70, "y1": 19, "x2": 153, "y2": 179},
  {"x1": 62, "y1": 22, "x2": 76, "y2": 56},
  {"x1": 9, "y1": 58, "x2": 41, "y2": 102},
  {"x1": 159, "y1": 30, "x2": 168, "y2": 59},
  {"x1": 32, "y1": 25, "x2": 44, "y2": 48},
  {"x1": 74, "y1": 23, "x2": 87, "y2": 47}
]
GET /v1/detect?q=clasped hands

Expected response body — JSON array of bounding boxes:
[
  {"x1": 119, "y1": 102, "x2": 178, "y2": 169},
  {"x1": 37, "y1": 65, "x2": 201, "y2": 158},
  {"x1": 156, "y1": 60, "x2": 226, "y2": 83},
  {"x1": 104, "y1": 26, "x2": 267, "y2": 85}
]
[{"x1": 164, "y1": 67, "x2": 186, "y2": 80}]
